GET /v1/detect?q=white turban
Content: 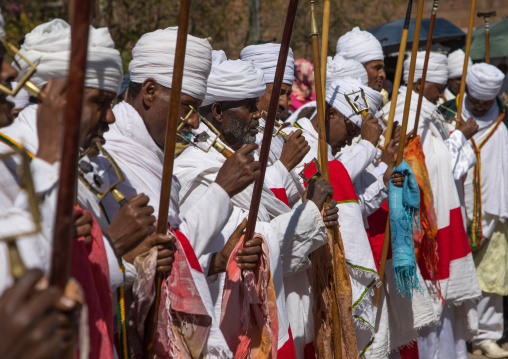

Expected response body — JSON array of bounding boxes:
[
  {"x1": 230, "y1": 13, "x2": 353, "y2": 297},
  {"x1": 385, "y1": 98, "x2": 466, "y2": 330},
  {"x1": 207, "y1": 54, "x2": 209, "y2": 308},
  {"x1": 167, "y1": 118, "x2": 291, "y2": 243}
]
[
  {"x1": 202, "y1": 50, "x2": 265, "y2": 107},
  {"x1": 14, "y1": 19, "x2": 123, "y2": 94},
  {"x1": 326, "y1": 54, "x2": 368, "y2": 90},
  {"x1": 129, "y1": 27, "x2": 212, "y2": 101},
  {"x1": 403, "y1": 51, "x2": 448, "y2": 85},
  {"x1": 239, "y1": 43, "x2": 294, "y2": 85},
  {"x1": 466, "y1": 63, "x2": 505, "y2": 101},
  {"x1": 326, "y1": 77, "x2": 383, "y2": 128},
  {"x1": 6, "y1": 82, "x2": 30, "y2": 110},
  {"x1": 447, "y1": 49, "x2": 472, "y2": 79},
  {"x1": 336, "y1": 27, "x2": 384, "y2": 64},
  {"x1": 0, "y1": 9, "x2": 5, "y2": 40}
]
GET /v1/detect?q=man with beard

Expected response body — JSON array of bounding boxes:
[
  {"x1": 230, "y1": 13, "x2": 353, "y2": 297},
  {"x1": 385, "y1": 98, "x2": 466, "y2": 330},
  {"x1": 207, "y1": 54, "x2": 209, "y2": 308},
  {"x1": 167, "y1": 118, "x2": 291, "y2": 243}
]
[
  {"x1": 174, "y1": 50, "x2": 336, "y2": 358},
  {"x1": 336, "y1": 27, "x2": 386, "y2": 98},
  {"x1": 442, "y1": 63, "x2": 508, "y2": 358}
]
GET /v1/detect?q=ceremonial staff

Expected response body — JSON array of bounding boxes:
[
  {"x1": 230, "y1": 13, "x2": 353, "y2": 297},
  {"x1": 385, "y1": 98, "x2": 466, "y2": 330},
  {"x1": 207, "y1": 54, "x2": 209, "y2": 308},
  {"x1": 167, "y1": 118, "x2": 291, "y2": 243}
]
[
  {"x1": 244, "y1": 0, "x2": 299, "y2": 242},
  {"x1": 49, "y1": 0, "x2": 92, "y2": 289},
  {"x1": 143, "y1": 0, "x2": 191, "y2": 357},
  {"x1": 456, "y1": 0, "x2": 477, "y2": 126},
  {"x1": 310, "y1": 1, "x2": 357, "y2": 358},
  {"x1": 375, "y1": 0, "x2": 424, "y2": 306},
  {"x1": 412, "y1": 0, "x2": 439, "y2": 134},
  {"x1": 320, "y1": 0, "x2": 331, "y2": 94},
  {"x1": 477, "y1": 11, "x2": 496, "y2": 64}
]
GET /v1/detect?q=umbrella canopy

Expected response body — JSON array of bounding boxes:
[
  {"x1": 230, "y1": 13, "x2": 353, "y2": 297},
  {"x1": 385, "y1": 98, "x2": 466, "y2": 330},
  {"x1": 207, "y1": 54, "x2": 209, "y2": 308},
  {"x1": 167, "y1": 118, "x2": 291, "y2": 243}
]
[
  {"x1": 470, "y1": 17, "x2": 508, "y2": 60},
  {"x1": 367, "y1": 17, "x2": 465, "y2": 55}
]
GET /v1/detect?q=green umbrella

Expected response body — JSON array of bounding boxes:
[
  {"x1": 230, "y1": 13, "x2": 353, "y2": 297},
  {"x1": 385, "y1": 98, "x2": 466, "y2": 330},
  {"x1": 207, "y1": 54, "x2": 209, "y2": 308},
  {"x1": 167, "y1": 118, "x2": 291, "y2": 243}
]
[{"x1": 470, "y1": 17, "x2": 508, "y2": 60}]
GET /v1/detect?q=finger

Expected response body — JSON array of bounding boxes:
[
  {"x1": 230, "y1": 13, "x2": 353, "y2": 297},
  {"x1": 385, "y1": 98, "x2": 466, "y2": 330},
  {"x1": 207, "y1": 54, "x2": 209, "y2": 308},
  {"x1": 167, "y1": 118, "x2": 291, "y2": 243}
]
[
  {"x1": 74, "y1": 212, "x2": 92, "y2": 226},
  {"x1": 325, "y1": 221, "x2": 339, "y2": 227},
  {"x1": 152, "y1": 233, "x2": 176, "y2": 245},
  {"x1": 3, "y1": 269, "x2": 45, "y2": 307},
  {"x1": 235, "y1": 254, "x2": 260, "y2": 263},
  {"x1": 237, "y1": 143, "x2": 259, "y2": 155},
  {"x1": 238, "y1": 246, "x2": 261, "y2": 256},
  {"x1": 84, "y1": 235, "x2": 93, "y2": 245},
  {"x1": 128, "y1": 193, "x2": 150, "y2": 207},
  {"x1": 238, "y1": 263, "x2": 258, "y2": 270},
  {"x1": 234, "y1": 218, "x2": 248, "y2": 236},
  {"x1": 157, "y1": 248, "x2": 175, "y2": 259},
  {"x1": 157, "y1": 265, "x2": 173, "y2": 274},
  {"x1": 327, "y1": 200, "x2": 338, "y2": 210},
  {"x1": 244, "y1": 237, "x2": 262, "y2": 247},
  {"x1": 156, "y1": 257, "x2": 174, "y2": 267},
  {"x1": 23, "y1": 287, "x2": 62, "y2": 325},
  {"x1": 138, "y1": 205, "x2": 155, "y2": 216},
  {"x1": 75, "y1": 224, "x2": 91, "y2": 238}
]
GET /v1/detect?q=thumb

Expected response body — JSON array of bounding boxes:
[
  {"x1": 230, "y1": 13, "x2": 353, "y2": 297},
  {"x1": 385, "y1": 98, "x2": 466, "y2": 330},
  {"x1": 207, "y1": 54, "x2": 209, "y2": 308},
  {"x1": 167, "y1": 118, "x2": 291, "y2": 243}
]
[
  {"x1": 227, "y1": 218, "x2": 247, "y2": 246},
  {"x1": 237, "y1": 143, "x2": 258, "y2": 155}
]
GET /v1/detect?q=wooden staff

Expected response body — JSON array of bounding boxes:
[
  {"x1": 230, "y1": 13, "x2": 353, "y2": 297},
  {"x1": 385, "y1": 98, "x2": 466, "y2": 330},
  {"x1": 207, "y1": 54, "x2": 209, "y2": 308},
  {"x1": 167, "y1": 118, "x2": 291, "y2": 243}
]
[
  {"x1": 244, "y1": 0, "x2": 299, "y2": 241},
  {"x1": 320, "y1": 0, "x2": 331, "y2": 94},
  {"x1": 143, "y1": 0, "x2": 191, "y2": 357},
  {"x1": 456, "y1": 0, "x2": 477, "y2": 126},
  {"x1": 49, "y1": 0, "x2": 92, "y2": 289},
  {"x1": 412, "y1": 0, "x2": 439, "y2": 134},
  {"x1": 374, "y1": 0, "x2": 424, "y2": 307},
  {"x1": 477, "y1": 11, "x2": 496, "y2": 64}
]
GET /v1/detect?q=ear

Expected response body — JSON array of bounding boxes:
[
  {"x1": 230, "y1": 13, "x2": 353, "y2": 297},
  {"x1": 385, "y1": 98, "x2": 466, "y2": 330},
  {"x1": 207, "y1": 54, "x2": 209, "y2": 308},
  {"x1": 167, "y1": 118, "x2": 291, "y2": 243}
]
[
  {"x1": 413, "y1": 78, "x2": 422, "y2": 94},
  {"x1": 326, "y1": 106, "x2": 339, "y2": 124},
  {"x1": 211, "y1": 102, "x2": 224, "y2": 123},
  {"x1": 141, "y1": 78, "x2": 158, "y2": 105}
]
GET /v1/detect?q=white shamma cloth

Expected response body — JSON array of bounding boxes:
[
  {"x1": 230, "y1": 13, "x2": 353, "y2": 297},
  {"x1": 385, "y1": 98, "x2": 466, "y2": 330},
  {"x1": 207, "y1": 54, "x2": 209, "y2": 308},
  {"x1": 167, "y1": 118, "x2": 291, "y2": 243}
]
[
  {"x1": 447, "y1": 49, "x2": 472, "y2": 79},
  {"x1": 129, "y1": 27, "x2": 212, "y2": 101},
  {"x1": 240, "y1": 43, "x2": 294, "y2": 85},
  {"x1": 336, "y1": 27, "x2": 384, "y2": 64},
  {"x1": 403, "y1": 51, "x2": 448, "y2": 85},
  {"x1": 201, "y1": 50, "x2": 265, "y2": 107},
  {"x1": 14, "y1": 19, "x2": 123, "y2": 94},
  {"x1": 466, "y1": 63, "x2": 505, "y2": 101},
  {"x1": 326, "y1": 54, "x2": 368, "y2": 90}
]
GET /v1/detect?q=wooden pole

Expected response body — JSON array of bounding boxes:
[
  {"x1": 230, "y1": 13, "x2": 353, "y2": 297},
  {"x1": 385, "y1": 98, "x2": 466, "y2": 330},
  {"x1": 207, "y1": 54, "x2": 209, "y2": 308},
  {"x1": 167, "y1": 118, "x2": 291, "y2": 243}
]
[
  {"x1": 456, "y1": 0, "x2": 477, "y2": 126},
  {"x1": 374, "y1": 0, "x2": 413, "y2": 306},
  {"x1": 374, "y1": 0, "x2": 424, "y2": 306},
  {"x1": 320, "y1": 0, "x2": 331, "y2": 94},
  {"x1": 244, "y1": 0, "x2": 299, "y2": 242},
  {"x1": 49, "y1": 0, "x2": 92, "y2": 290},
  {"x1": 143, "y1": 0, "x2": 191, "y2": 357},
  {"x1": 412, "y1": 0, "x2": 439, "y2": 135}
]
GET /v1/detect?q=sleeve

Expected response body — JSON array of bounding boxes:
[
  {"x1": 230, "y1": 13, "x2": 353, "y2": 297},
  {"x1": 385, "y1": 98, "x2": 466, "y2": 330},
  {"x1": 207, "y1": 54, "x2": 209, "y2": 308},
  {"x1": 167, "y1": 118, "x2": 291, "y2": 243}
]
[
  {"x1": 336, "y1": 140, "x2": 377, "y2": 182},
  {"x1": 354, "y1": 170, "x2": 388, "y2": 219},
  {"x1": 269, "y1": 200, "x2": 327, "y2": 276},
  {"x1": 445, "y1": 130, "x2": 478, "y2": 180},
  {"x1": 179, "y1": 182, "x2": 234, "y2": 258}
]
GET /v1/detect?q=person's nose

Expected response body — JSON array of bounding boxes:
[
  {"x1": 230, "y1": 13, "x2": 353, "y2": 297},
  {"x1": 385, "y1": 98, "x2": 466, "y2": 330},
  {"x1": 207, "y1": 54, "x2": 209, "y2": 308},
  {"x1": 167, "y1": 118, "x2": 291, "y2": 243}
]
[
  {"x1": 186, "y1": 112, "x2": 200, "y2": 129},
  {"x1": 104, "y1": 107, "x2": 115, "y2": 125},
  {"x1": 1, "y1": 60, "x2": 18, "y2": 84},
  {"x1": 379, "y1": 68, "x2": 386, "y2": 80}
]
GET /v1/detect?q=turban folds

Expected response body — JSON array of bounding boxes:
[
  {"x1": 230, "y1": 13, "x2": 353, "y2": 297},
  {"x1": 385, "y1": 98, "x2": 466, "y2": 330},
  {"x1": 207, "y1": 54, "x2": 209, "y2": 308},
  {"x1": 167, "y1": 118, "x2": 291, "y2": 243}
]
[
  {"x1": 15, "y1": 19, "x2": 123, "y2": 94},
  {"x1": 336, "y1": 27, "x2": 384, "y2": 64},
  {"x1": 202, "y1": 50, "x2": 265, "y2": 107},
  {"x1": 447, "y1": 49, "x2": 472, "y2": 79},
  {"x1": 326, "y1": 78, "x2": 383, "y2": 128},
  {"x1": 326, "y1": 54, "x2": 368, "y2": 90},
  {"x1": 466, "y1": 63, "x2": 505, "y2": 101},
  {"x1": 0, "y1": 9, "x2": 5, "y2": 40},
  {"x1": 403, "y1": 51, "x2": 448, "y2": 85},
  {"x1": 240, "y1": 43, "x2": 294, "y2": 85},
  {"x1": 129, "y1": 27, "x2": 212, "y2": 101}
]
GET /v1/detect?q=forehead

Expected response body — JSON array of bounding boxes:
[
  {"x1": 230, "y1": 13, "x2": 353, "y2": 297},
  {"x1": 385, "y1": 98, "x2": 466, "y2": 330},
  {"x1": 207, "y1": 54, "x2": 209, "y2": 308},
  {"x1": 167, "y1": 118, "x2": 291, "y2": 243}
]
[
  {"x1": 365, "y1": 60, "x2": 384, "y2": 69},
  {"x1": 84, "y1": 88, "x2": 117, "y2": 101}
]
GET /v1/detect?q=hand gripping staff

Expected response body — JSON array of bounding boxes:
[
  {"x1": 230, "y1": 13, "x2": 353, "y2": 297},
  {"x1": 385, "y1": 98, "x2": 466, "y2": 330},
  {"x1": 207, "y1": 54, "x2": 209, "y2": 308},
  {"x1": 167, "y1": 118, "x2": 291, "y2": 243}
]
[
  {"x1": 143, "y1": 0, "x2": 192, "y2": 357},
  {"x1": 374, "y1": 0, "x2": 424, "y2": 306}
]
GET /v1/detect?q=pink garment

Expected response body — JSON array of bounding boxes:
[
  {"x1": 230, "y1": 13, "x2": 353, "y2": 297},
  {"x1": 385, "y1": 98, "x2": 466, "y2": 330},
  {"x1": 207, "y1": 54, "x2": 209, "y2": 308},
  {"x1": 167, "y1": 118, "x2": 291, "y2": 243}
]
[
  {"x1": 220, "y1": 234, "x2": 278, "y2": 358},
  {"x1": 289, "y1": 59, "x2": 315, "y2": 112},
  {"x1": 71, "y1": 207, "x2": 114, "y2": 359},
  {"x1": 129, "y1": 229, "x2": 213, "y2": 359}
]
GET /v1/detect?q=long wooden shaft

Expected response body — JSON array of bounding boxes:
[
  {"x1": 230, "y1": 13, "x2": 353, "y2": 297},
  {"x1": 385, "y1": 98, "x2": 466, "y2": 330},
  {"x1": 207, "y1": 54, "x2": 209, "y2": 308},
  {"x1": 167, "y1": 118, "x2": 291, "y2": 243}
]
[
  {"x1": 49, "y1": 0, "x2": 92, "y2": 289},
  {"x1": 143, "y1": 0, "x2": 191, "y2": 357},
  {"x1": 320, "y1": 0, "x2": 331, "y2": 94},
  {"x1": 412, "y1": 0, "x2": 439, "y2": 134},
  {"x1": 244, "y1": 0, "x2": 300, "y2": 241},
  {"x1": 485, "y1": 25, "x2": 490, "y2": 63},
  {"x1": 375, "y1": 0, "x2": 425, "y2": 306},
  {"x1": 384, "y1": 0, "x2": 413, "y2": 146},
  {"x1": 375, "y1": 0, "x2": 413, "y2": 306},
  {"x1": 456, "y1": 0, "x2": 477, "y2": 125}
]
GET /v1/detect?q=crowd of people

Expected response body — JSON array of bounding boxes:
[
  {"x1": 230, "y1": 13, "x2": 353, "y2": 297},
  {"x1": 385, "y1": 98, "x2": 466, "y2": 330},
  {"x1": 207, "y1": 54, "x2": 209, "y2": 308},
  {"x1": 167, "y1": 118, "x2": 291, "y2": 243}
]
[{"x1": 1, "y1": 6, "x2": 507, "y2": 359}]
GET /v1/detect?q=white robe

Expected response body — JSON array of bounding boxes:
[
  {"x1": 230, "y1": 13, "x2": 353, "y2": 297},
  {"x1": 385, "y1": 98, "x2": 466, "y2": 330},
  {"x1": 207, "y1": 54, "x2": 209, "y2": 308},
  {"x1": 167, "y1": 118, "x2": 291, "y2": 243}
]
[{"x1": 173, "y1": 125, "x2": 328, "y2": 352}]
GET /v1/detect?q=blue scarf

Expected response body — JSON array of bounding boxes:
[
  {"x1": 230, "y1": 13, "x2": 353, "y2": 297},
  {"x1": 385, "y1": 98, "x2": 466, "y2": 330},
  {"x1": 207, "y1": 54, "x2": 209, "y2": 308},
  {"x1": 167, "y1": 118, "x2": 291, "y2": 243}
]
[{"x1": 388, "y1": 160, "x2": 422, "y2": 299}]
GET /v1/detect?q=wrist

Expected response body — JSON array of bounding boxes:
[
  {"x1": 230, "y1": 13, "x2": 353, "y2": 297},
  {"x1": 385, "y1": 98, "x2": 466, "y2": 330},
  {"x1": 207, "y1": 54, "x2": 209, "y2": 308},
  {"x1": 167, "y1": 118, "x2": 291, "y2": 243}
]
[{"x1": 36, "y1": 146, "x2": 60, "y2": 164}]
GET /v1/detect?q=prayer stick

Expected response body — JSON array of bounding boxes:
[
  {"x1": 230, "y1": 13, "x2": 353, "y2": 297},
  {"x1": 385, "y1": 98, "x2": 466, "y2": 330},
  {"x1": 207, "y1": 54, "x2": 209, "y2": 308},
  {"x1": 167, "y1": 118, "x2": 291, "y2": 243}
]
[
  {"x1": 477, "y1": 12, "x2": 495, "y2": 64},
  {"x1": 375, "y1": 0, "x2": 424, "y2": 307},
  {"x1": 143, "y1": 0, "x2": 191, "y2": 357},
  {"x1": 320, "y1": 0, "x2": 331, "y2": 94},
  {"x1": 412, "y1": 0, "x2": 439, "y2": 134},
  {"x1": 49, "y1": 0, "x2": 92, "y2": 290},
  {"x1": 244, "y1": 0, "x2": 299, "y2": 241},
  {"x1": 456, "y1": 0, "x2": 477, "y2": 126}
]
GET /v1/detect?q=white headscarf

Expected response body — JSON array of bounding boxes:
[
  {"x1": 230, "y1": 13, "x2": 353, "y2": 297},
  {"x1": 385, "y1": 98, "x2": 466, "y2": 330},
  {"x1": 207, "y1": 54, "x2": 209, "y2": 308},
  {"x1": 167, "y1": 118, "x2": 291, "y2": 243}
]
[
  {"x1": 6, "y1": 83, "x2": 30, "y2": 110},
  {"x1": 466, "y1": 63, "x2": 505, "y2": 101},
  {"x1": 129, "y1": 27, "x2": 212, "y2": 101},
  {"x1": 14, "y1": 19, "x2": 123, "y2": 94},
  {"x1": 447, "y1": 49, "x2": 472, "y2": 79},
  {"x1": 326, "y1": 54, "x2": 368, "y2": 90},
  {"x1": 239, "y1": 43, "x2": 294, "y2": 85},
  {"x1": 0, "y1": 9, "x2": 5, "y2": 40},
  {"x1": 201, "y1": 50, "x2": 265, "y2": 107},
  {"x1": 326, "y1": 77, "x2": 383, "y2": 127},
  {"x1": 336, "y1": 27, "x2": 384, "y2": 64},
  {"x1": 403, "y1": 51, "x2": 448, "y2": 85}
]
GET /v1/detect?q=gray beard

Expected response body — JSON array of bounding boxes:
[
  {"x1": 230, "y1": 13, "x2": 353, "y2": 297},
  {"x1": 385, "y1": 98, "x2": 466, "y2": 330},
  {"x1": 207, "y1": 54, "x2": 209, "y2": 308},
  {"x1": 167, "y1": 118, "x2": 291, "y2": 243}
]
[{"x1": 222, "y1": 114, "x2": 256, "y2": 147}]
